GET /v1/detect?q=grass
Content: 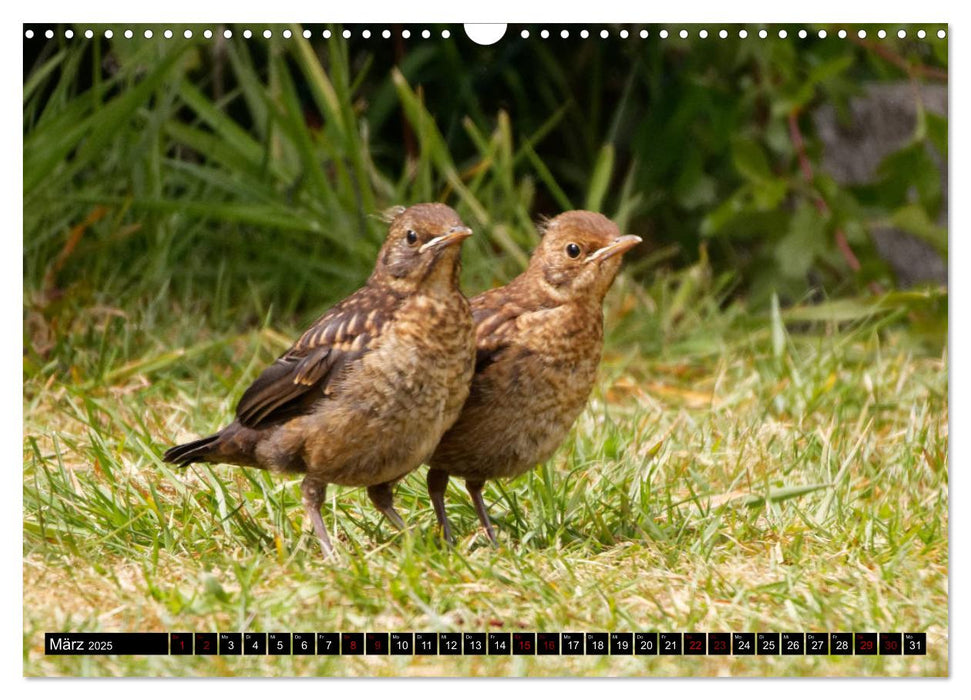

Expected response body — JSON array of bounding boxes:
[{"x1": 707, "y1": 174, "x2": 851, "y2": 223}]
[
  {"x1": 22, "y1": 262, "x2": 948, "y2": 676},
  {"x1": 22, "y1": 27, "x2": 948, "y2": 677}
]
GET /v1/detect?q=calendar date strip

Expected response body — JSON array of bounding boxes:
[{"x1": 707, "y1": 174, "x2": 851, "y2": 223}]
[{"x1": 45, "y1": 631, "x2": 927, "y2": 656}]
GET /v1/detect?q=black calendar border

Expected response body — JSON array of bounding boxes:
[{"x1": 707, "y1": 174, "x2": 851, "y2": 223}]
[{"x1": 43, "y1": 631, "x2": 928, "y2": 657}]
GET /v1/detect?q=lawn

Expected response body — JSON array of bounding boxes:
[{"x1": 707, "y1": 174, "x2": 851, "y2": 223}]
[{"x1": 23, "y1": 265, "x2": 948, "y2": 676}]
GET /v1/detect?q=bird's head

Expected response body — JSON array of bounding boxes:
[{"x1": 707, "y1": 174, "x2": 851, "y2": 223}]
[
  {"x1": 371, "y1": 203, "x2": 473, "y2": 294},
  {"x1": 526, "y1": 211, "x2": 641, "y2": 304}
]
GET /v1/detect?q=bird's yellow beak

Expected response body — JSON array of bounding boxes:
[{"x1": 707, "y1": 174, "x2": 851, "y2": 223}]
[
  {"x1": 419, "y1": 226, "x2": 474, "y2": 254},
  {"x1": 585, "y1": 234, "x2": 642, "y2": 264}
]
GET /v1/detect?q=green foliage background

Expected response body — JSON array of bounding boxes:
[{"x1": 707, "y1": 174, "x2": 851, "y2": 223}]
[{"x1": 24, "y1": 23, "x2": 947, "y2": 330}]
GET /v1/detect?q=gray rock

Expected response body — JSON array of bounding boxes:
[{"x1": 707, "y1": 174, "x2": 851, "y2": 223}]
[{"x1": 813, "y1": 82, "x2": 947, "y2": 287}]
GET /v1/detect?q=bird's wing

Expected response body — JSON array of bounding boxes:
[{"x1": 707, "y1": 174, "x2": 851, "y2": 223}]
[
  {"x1": 235, "y1": 286, "x2": 398, "y2": 429},
  {"x1": 470, "y1": 287, "x2": 530, "y2": 374}
]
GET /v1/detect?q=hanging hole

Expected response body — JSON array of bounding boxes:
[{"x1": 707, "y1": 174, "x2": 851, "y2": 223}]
[{"x1": 464, "y1": 24, "x2": 506, "y2": 45}]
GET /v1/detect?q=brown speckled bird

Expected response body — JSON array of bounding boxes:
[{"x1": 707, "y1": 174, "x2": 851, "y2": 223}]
[
  {"x1": 426, "y1": 210, "x2": 640, "y2": 544},
  {"x1": 163, "y1": 203, "x2": 476, "y2": 556}
]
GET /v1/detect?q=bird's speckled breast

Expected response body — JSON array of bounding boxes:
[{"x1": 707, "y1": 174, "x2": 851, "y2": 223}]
[{"x1": 431, "y1": 301, "x2": 603, "y2": 481}]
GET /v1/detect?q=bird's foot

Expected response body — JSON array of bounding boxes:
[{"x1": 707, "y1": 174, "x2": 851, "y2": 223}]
[
  {"x1": 315, "y1": 531, "x2": 336, "y2": 558},
  {"x1": 301, "y1": 478, "x2": 335, "y2": 559},
  {"x1": 383, "y1": 506, "x2": 408, "y2": 532},
  {"x1": 466, "y1": 480, "x2": 498, "y2": 546}
]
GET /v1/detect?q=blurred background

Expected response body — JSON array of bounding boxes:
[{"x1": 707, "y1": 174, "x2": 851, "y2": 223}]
[{"x1": 23, "y1": 23, "x2": 948, "y2": 369}]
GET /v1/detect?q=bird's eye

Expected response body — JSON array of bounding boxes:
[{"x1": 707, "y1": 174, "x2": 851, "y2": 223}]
[
  {"x1": 406, "y1": 230, "x2": 418, "y2": 245},
  {"x1": 565, "y1": 243, "x2": 581, "y2": 259}
]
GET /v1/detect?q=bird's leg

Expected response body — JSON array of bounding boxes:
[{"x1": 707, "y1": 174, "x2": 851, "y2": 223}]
[
  {"x1": 300, "y1": 478, "x2": 334, "y2": 558},
  {"x1": 466, "y1": 480, "x2": 497, "y2": 545},
  {"x1": 366, "y1": 482, "x2": 407, "y2": 531},
  {"x1": 426, "y1": 468, "x2": 454, "y2": 545}
]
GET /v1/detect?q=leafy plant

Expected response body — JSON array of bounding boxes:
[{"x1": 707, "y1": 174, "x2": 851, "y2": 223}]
[{"x1": 24, "y1": 23, "x2": 948, "y2": 322}]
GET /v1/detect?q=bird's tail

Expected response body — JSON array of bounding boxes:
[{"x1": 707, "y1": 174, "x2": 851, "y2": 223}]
[{"x1": 162, "y1": 433, "x2": 221, "y2": 468}]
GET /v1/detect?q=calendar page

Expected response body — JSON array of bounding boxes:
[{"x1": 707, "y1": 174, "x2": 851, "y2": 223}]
[{"x1": 23, "y1": 19, "x2": 948, "y2": 678}]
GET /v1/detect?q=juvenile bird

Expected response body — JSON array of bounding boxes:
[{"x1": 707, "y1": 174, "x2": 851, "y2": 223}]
[
  {"x1": 425, "y1": 211, "x2": 640, "y2": 544},
  {"x1": 163, "y1": 203, "x2": 476, "y2": 556}
]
